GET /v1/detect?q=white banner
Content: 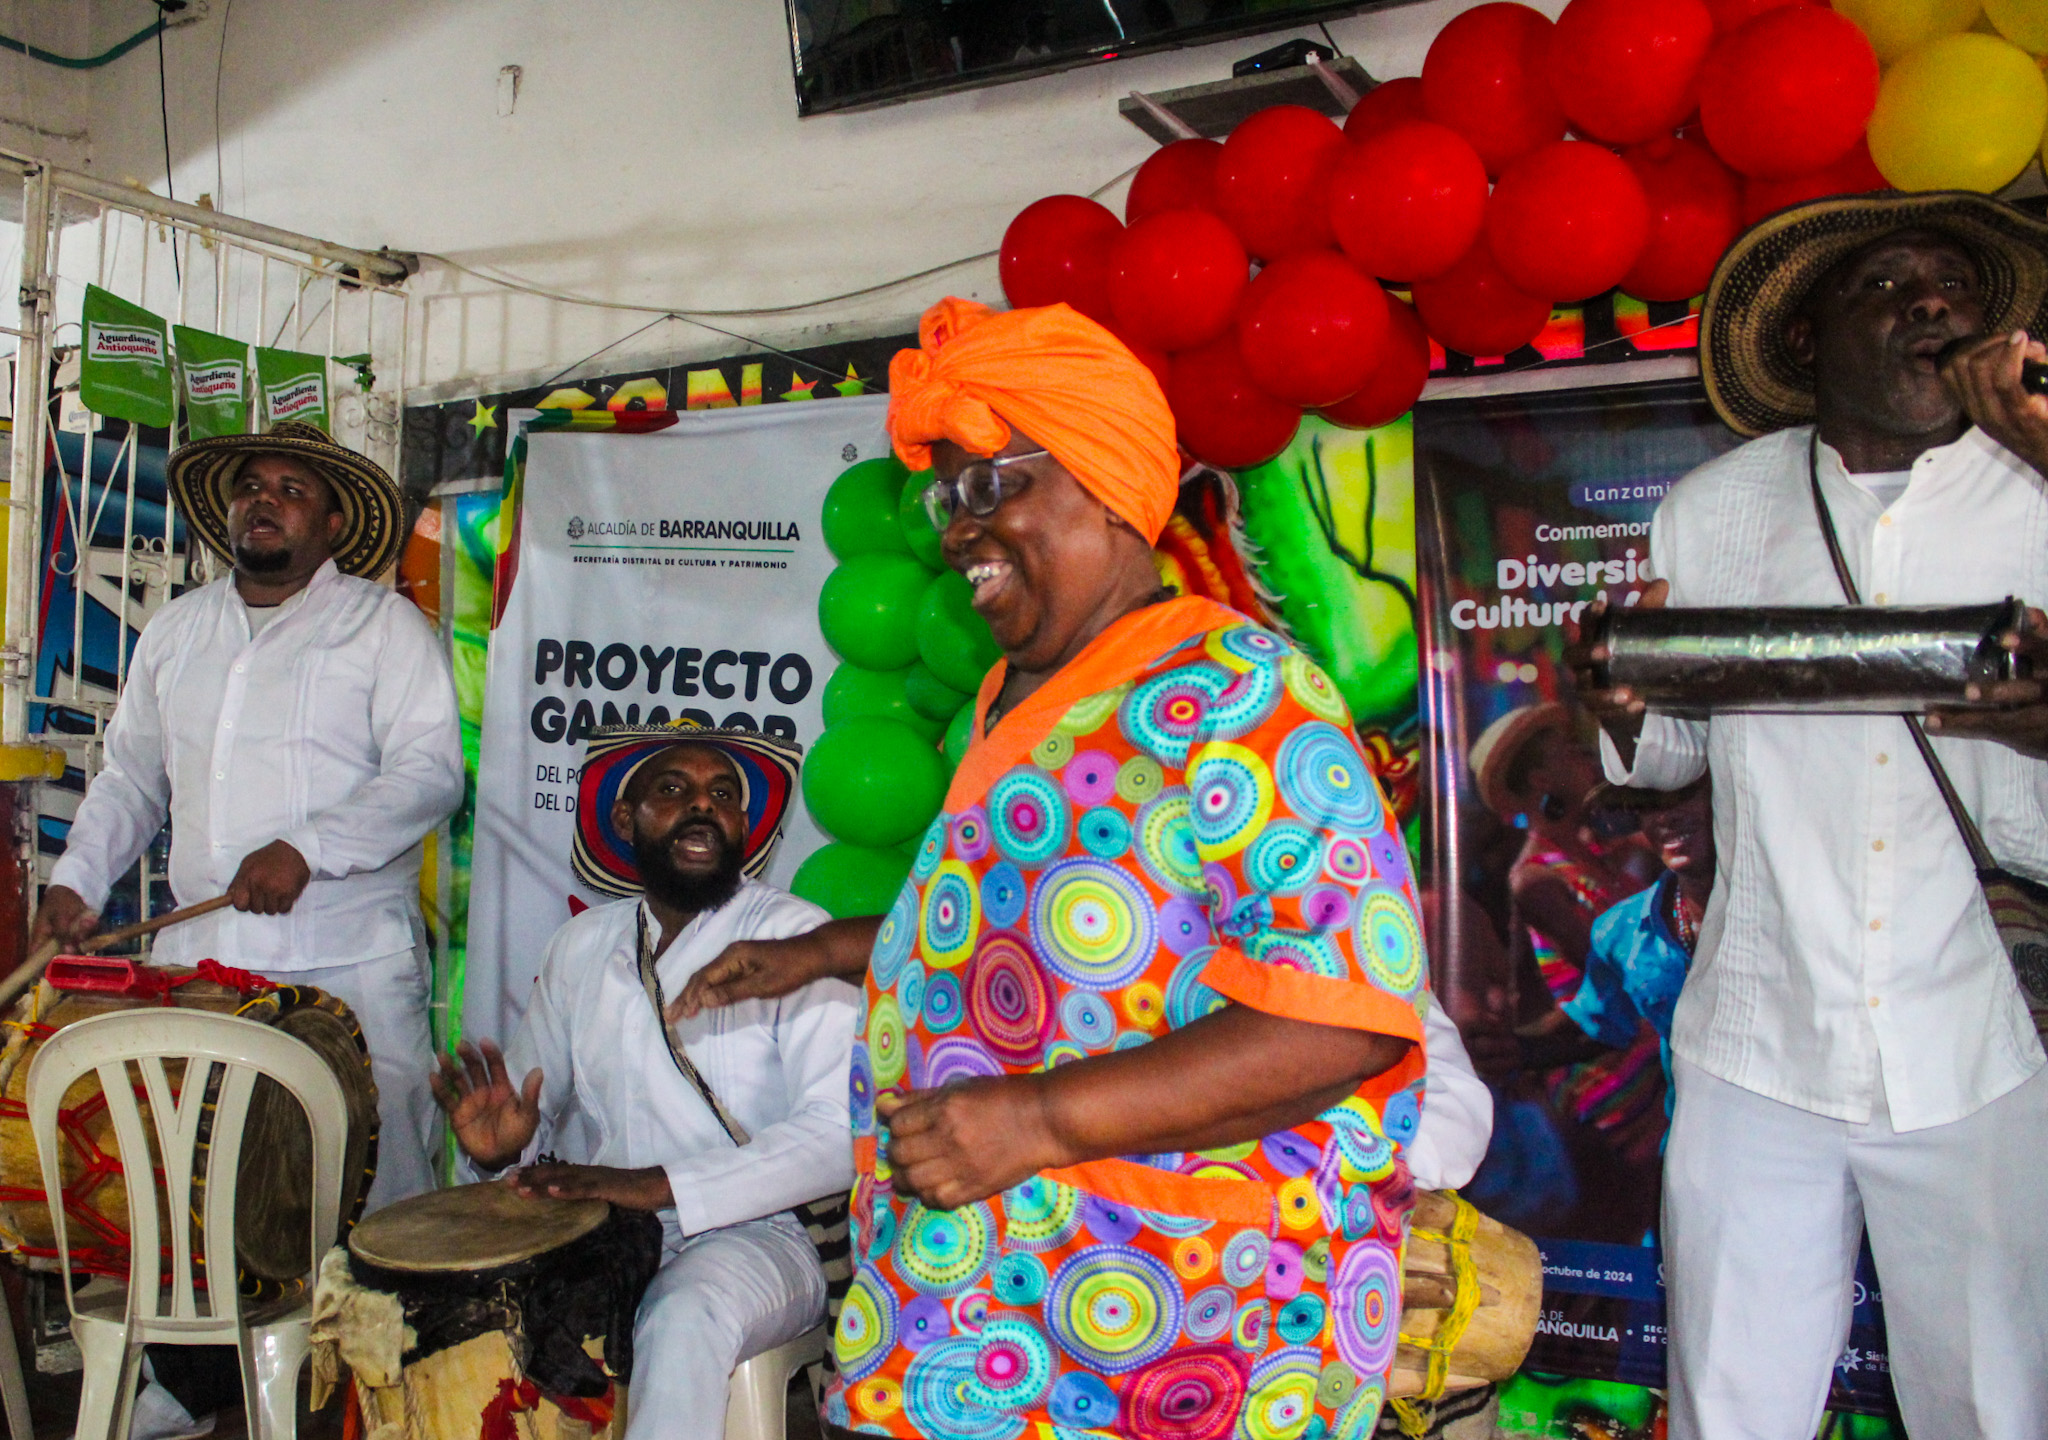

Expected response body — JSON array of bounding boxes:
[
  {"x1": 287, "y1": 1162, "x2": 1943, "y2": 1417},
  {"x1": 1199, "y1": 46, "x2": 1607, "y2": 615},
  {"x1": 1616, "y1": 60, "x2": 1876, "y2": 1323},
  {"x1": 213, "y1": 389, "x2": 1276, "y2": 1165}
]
[{"x1": 465, "y1": 397, "x2": 889, "y2": 1041}]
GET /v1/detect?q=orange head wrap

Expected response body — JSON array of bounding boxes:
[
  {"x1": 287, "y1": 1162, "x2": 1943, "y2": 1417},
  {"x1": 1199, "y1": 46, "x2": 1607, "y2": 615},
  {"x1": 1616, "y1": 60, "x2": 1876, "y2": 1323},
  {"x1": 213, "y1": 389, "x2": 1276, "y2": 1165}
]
[{"x1": 887, "y1": 298, "x2": 1181, "y2": 543}]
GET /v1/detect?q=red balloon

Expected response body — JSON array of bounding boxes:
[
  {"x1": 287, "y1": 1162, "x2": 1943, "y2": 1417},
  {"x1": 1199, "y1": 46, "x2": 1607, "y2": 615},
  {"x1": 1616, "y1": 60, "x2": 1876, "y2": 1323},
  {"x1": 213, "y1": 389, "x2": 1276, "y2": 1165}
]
[
  {"x1": 1106, "y1": 322, "x2": 1172, "y2": 396},
  {"x1": 1703, "y1": 0, "x2": 1814, "y2": 35},
  {"x1": 1126, "y1": 139, "x2": 1223, "y2": 225},
  {"x1": 1212, "y1": 105, "x2": 1348, "y2": 261},
  {"x1": 1168, "y1": 335, "x2": 1302, "y2": 471},
  {"x1": 1422, "y1": 3, "x2": 1567, "y2": 177},
  {"x1": 1236, "y1": 252, "x2": 1392, "y2": 408},
  {"x1": 1487, "y1": 141, "x2": 1651, "y2": 301},
  {"x1": 1546, "y1": 0, "x2": 1714, "y2": 144},
  {"x1": 1697, "y1": 7, "x2": 1878, "y2": 179},
  {"x1": 1320, "y1": 297, "x2": 1432, "y2": 430},
  {"x1": 1328, "y1": 121, "x2": 1489, "y2": 282},
  {"x1": 1620, "y1": 136, "x2": 1742, "y2": 301},
  {"x1": 1343, "y1": 76, "x2": 1427, "y2": 142},
  {"x1": 1107, "y1": 208, "x2": 1249, "y2": 352},
  {"x1": 1411, "y1": 238, "x2": 1556, "y2": 358},
  {"x1": 1000, "y1": 195, "x2": 1123, "y2": 322},
  {"x1": 1740, "y1": 136, "x2": 1888, "y2": 225}
]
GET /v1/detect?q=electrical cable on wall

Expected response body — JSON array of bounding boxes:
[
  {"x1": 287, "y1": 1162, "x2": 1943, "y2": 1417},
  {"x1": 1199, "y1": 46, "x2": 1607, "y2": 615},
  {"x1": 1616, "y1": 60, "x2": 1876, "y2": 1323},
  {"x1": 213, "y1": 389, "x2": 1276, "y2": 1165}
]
[
  {"x1": 0, "y1": 17, "x2": 169, "y2": 69},
  {"x1": 156, "y1": 2, "x2": 179, "y2": 284}
]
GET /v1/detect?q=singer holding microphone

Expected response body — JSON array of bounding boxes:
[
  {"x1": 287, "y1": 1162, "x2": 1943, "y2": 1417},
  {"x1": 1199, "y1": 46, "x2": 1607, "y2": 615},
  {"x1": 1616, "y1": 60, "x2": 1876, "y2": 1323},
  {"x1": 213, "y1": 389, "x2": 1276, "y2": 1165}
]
[{"x1": 1568, "y1": 193, "x2": 2048, "y2": 1438}]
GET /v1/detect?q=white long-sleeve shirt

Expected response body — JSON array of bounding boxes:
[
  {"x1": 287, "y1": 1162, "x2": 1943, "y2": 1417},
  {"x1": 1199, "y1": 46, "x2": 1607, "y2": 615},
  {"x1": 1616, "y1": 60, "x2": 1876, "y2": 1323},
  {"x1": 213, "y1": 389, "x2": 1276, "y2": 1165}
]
[
  {"x1": 489, "y1": 883, "x2": 858, "y2": 1239},
  {"x1": 49, "y1": 561, "x2": 464, "y2": 971},
  {"x1": 1407, "y1": 993, "x2": 1493, "y2": 1193},
  {"x1": 1602, "y1": 425, "x2": 2048, "y2": 1131}
]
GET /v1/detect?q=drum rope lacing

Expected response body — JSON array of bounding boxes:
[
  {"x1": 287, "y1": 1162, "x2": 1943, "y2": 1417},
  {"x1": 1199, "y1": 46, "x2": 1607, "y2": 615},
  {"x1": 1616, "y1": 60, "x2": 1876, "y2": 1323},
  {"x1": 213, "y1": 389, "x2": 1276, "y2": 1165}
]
[
  {"x1": 0, "y1": 962, "x2": 279, "y2": 1277},
  {"x1": 1390, "y1": 1192, "x2": 1484, "y2": 1438}
]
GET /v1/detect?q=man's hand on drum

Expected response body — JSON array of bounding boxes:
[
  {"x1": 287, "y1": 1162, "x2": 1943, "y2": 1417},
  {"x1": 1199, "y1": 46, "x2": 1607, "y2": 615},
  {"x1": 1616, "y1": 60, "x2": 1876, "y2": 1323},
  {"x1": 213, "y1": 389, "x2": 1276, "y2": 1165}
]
[
  {"x1": 226, "y1": 838, "x2": 312, "y2": 915},
  {"x1": 430, "y1": 1039, "x2": 543, "y2": 1173},
  {"x1": 28, "y1": 884, "x2": 99, "y2": 950},
  {"x1": 509, "y1": 1161, "x2": 673, "y2": 1212},
  {"x1": 667, "y1": 914, "x2": 882, "y2": 1020},
  {"x1": 1562, "y1": 579, "x2": 1669, "y2": 769},
  {"x1": 876, "y1": 1078, "x2": 1062, "y2": 1211},
  {"x1": 1925, "y1": 604, "x2": 2048, "y2": 760}
]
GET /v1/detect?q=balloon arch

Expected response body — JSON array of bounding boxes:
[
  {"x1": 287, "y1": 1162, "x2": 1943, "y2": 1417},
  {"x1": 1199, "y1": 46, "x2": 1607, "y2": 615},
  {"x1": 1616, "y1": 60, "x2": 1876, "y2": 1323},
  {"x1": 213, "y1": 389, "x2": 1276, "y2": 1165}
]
[{"x1": 999, "y1": 0, "x2": 2045, "y2": 472}]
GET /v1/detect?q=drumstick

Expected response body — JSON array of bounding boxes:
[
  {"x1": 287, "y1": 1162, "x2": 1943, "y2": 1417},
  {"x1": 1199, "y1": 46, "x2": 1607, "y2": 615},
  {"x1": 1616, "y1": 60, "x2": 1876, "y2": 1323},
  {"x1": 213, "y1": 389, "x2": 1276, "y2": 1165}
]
[
  {"x1": 73, "y1": 894, "x2": 235, "y2": 955},
  {"x1": 0, "y1": 894, "x2": 236, "y2": 1009}
]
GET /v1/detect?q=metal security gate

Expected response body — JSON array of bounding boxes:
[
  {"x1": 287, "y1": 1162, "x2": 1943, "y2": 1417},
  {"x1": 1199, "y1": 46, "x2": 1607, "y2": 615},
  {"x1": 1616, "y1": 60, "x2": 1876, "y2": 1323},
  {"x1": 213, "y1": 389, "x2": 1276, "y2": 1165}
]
[{"x1": 0, "y1": 150, "x2": 413, "y2": 920}]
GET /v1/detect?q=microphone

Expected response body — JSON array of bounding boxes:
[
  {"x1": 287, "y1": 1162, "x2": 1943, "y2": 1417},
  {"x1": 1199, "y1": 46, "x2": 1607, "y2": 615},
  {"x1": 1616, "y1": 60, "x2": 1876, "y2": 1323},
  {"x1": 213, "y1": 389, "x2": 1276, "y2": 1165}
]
[{"x1": 1934, "y1": 335, "x2": 2048, "y2": 394}]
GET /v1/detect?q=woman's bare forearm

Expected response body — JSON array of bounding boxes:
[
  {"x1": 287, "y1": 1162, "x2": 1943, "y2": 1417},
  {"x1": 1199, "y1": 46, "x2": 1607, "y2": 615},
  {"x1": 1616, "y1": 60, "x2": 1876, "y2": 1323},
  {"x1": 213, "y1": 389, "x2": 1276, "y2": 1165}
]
[
  {"x1": 670, "y1": 914, "x2": 882, "y2": 1017},
  {"x1": 811, "y1": 915, "x2": 882, "y2": 980},
  {"x1": 1033, "y1": 1002, "x2": 1410, "y2": 1164}
]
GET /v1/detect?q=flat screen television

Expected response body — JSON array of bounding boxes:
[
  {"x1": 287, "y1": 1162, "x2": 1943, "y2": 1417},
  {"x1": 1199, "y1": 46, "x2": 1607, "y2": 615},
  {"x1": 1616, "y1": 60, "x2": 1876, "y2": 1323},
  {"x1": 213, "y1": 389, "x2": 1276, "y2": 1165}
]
[{"x1": 788, "y1": 1, "x2": 1408, "y2": 116}]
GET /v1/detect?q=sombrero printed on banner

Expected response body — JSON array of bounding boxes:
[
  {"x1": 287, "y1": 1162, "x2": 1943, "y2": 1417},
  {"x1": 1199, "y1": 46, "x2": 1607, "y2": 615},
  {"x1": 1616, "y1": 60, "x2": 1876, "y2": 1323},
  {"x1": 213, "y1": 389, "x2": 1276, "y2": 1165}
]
[
  {"x1": 1701, "y1": 190, "x2": 2048, "y2": 438},
  {"x1": 572, "y1": 720, "x2": 803, "y2": 899},
  {"x1": 165, "y1": 419, "x2": 405, "y2": 579}
]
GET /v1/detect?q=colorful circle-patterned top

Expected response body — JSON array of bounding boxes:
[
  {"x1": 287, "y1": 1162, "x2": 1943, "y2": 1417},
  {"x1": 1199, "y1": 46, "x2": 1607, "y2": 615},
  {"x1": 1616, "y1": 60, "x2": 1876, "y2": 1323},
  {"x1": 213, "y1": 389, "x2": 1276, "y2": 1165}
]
[{"x1": 827, "y1": 596, "x2": 1430, "y2": 1440}]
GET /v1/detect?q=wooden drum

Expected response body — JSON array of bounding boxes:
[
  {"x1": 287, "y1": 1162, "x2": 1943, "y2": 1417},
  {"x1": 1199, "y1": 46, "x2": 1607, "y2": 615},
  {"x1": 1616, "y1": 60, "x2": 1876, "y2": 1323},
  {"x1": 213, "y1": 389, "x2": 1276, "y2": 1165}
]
[
  {"x1": 320, "y1": 1181, "x2": 663, "y2": 1440},
  {"x1": 0, "y1": 956, "x2": 380, "y2": 1299},
  {"x1": 1391, "y1": 1189, "x2": 1542, "y2": 1402}
]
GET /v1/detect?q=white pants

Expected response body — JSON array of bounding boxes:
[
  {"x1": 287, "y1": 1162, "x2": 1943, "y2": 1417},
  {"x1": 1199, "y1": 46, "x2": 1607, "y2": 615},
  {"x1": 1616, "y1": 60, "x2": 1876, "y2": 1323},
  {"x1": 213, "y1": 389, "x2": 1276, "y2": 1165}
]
[
  {"x1": 1663, "y1": 1058, "x2": 2048, "y2": 1440},
  {"x1": 284, "y1": 947, "x2": 441, "y2": 1211},
  {"x1": 626, "y1": 1215, "x2": 825, "y2": 1440}
]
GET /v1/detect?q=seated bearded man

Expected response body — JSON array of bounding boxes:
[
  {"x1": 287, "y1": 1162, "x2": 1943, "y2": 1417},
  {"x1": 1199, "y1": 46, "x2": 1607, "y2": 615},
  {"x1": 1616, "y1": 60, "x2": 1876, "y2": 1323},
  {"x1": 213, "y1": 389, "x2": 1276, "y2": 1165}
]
[{"x1": 433, "y1": 723, "x2": 857, "y2": 1440}]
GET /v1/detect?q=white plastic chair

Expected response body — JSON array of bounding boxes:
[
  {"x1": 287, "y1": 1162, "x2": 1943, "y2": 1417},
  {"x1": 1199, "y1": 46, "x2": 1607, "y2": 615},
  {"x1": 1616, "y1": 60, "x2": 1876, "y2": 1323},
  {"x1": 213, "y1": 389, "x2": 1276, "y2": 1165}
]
[
  {"x1": 723, "y1": 1324, "x2": 828, "y2": 1440},
  {"x1": 26, "y1": 1008, "x2": 349, "y2": 1440}
]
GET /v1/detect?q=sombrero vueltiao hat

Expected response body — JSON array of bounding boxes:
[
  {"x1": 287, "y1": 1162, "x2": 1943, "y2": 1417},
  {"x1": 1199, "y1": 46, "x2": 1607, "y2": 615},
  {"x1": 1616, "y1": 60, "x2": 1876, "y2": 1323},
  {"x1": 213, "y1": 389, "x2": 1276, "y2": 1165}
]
[
  {"x1": 572, "y1": 719, "x2": 803, "y2": 899},
  {"x1": 1467, "y1": 702, "x2": 1571, "y2": 821},
  {"x1": 1702, "y1": 190, "x2": 2048, "y2": 438},
  {"x1": 165, "y1": 419, "x2": 405, "y2": 579}
]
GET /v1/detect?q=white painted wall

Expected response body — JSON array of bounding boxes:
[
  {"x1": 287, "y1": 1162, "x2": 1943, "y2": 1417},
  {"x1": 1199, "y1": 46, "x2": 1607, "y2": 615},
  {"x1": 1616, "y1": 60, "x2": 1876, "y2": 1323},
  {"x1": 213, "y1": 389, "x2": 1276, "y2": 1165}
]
[
  {"x1": 0, "y1": 3, "x2": 93, "y2": 169},
  {"x1": 67, "y1": 0, "x2": 1564, "y2": 398}
]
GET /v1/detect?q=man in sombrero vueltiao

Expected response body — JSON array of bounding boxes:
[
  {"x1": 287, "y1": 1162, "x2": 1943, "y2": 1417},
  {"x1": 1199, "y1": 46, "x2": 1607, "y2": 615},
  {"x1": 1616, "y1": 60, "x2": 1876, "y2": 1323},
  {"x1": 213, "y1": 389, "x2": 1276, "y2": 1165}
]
[
  {"x1": 1572, "y1": 193, "x2": 2048, "y2": 1434},
  {"x1": 29, "y1": 421, "x2": 467, "y2": 1438},
  {"x1": 676, "y1": 298, "x2": 1436, "y2": 1440},
  {"x1": 433, "y1": 721, "x2": 857, "y2": 1440}
]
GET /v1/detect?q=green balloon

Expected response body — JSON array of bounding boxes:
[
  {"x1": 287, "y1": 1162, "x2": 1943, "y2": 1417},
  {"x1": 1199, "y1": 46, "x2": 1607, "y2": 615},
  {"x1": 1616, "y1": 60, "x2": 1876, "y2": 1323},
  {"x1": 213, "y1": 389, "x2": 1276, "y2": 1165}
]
[
  {"x1": 917, "y1": 570, "x2": 1003, "y2": 694},
  {"x1": 790, "y1": 843, "x2": 912, "y2": 920},
  {"x1": 942, "y1": 702, "x2": 977, "y2": 766},
  {"x1": 803, "y1": 716, "x2": 949, "y2": 847},
  {"x1": 823, "y1": 457, "x2": 912, "y2": 561},
  {"x1": 822, "y1": 663, "x2": 944, "y2": 741},
  {"x1": 904, "y1": 661, "x2": 970, "y2": 722},
  {"x1": 819, "y1": 554, "x2": 931, "y2": 671},
  {"x1": 898, "y1": 468, "x2": 946, "y2": 569}
]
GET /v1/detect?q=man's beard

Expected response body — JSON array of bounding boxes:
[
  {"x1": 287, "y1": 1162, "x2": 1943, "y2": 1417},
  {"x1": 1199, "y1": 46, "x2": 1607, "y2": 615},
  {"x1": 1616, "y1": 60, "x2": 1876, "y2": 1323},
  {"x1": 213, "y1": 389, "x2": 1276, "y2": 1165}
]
[
  {"x1": 635, "y1": 821, "x2": 744, "y2": 915},
  {"x1": 234, "y1": 538, "x2": 293, "y2": 574}
]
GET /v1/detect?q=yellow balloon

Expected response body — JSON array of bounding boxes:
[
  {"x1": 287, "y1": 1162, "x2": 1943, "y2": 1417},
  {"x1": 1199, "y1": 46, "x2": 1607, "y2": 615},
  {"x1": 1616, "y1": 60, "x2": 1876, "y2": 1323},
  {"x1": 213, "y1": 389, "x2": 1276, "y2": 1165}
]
[
  {"x1": 1868, "y1": 32, "x2": 2048, "y2": 191},
  {"x1": 1835, "y1": 0, "x2": 1983, "y2": 62},
  {"x1": 1985, "y1": 0, "x2": 2048, "y2": 53}
]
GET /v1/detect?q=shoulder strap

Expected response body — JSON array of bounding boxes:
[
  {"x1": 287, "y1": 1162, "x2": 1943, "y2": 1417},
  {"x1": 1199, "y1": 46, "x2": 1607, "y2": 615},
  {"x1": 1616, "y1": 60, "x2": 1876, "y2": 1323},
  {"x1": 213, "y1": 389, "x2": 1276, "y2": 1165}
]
[
  {"x1": 1806, "y1": 433, "x2": 1999, "y2": 870},
  {"x1": 635, "y1": 908, "x2": 754, "y2": 1148}
]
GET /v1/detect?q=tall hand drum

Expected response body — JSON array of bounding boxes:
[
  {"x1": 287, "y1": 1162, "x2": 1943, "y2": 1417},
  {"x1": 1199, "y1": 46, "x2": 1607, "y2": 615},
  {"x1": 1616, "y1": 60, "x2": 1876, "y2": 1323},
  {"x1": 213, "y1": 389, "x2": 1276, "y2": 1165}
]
[
  {"x1": 0, "y1": 957, "x2": 380, "y2": 1300},
  {"x1": 1392, "y1": 1190, "x2": 1542, "y2": 1404},
  {"x1": 316, "y1": 1181, "x2": 663, "y2": 1440}
]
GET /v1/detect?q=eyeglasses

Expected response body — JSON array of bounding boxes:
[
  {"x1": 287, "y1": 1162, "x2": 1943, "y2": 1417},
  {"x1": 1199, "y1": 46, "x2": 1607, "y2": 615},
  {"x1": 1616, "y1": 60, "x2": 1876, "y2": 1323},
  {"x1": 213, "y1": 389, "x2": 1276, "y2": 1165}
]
[{"x1": 919, "y1": 449, "x2": 1049, "y2": 529}]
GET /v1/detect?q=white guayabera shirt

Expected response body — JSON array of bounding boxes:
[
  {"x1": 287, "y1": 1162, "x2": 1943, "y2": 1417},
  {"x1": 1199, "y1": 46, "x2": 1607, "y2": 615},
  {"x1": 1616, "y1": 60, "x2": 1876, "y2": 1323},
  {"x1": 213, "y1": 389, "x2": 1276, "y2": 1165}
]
[
  {"x1": 50, "y1": 559, "x2": 464, "y2": 971},
  {"x1": 482, "y1": 883, "x2": 858, "y2": 1245},
  {"x1": 1603, "y1": 425, "x2": 2048, "y2": 1132}
]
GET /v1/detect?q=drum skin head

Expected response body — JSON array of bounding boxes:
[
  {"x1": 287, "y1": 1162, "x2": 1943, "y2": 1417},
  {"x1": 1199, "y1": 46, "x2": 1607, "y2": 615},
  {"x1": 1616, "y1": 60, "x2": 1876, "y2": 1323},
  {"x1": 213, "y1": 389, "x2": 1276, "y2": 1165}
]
[{"x1": 350, "y1": 1181, "x2": 609, "y2": 1273}]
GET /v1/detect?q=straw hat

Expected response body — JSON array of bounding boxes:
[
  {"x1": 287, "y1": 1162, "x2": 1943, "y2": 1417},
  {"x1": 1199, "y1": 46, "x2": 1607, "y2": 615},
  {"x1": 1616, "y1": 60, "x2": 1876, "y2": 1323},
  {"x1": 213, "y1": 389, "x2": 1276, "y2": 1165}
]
[
  {"x1": 1701, "y1": 190, "x2": 2048, "y2": 438},
  {"x1": 572, "y1": 719, "x2": 803, "y2": 899},
  {"x1": 165, "y1": 420, "x2": 405, "y2": 579},
  {"x1": 1467, "y1": 702, "x2": 1571, "y2": 820}
]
